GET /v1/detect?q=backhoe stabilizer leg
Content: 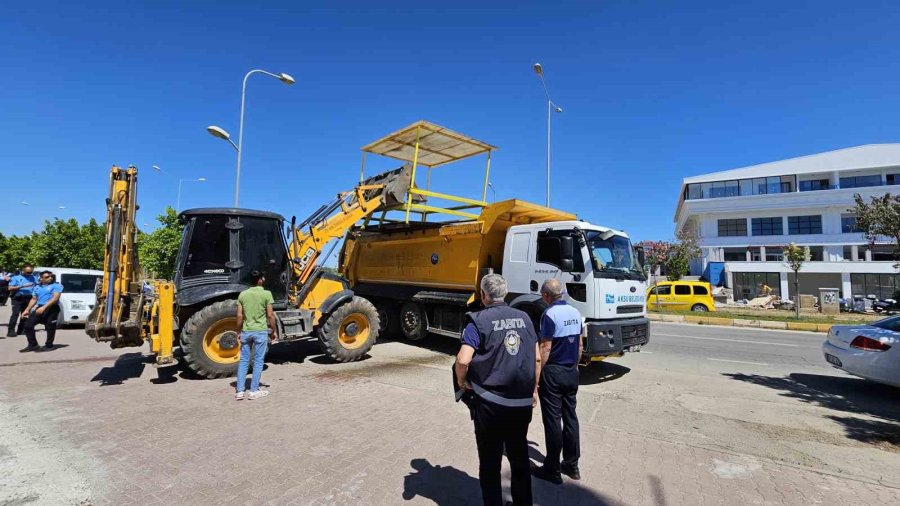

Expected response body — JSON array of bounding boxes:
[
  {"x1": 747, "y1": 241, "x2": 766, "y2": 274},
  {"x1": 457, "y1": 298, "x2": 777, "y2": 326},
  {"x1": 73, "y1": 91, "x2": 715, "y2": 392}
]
[{"x1": 149, "y1": 282, "x2": 177, "y2": 367}]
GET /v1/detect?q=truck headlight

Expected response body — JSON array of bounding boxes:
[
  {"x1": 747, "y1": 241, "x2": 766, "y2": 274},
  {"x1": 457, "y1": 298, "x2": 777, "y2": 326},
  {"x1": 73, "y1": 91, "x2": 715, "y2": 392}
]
[{"x1": 70, "y1": 300, "x2": 87, "y2": 310}]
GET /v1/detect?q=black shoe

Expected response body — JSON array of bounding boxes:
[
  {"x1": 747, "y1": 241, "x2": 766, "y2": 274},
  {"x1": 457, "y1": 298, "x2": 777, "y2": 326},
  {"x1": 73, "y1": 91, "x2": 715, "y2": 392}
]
[
  {"x1": 532, "y1": 465, "x2": 563, "y2": 485},
  {"x1": 561, "y1": 463, "x2": 581, "y2": 480},
  {"x1": 37, "y1": 345, "x2": 54, "y2": 352},
  {"x1": 19, "y1": 346, "x2": 39, "y2": 353},
  {"x1": 6, "y1": 332, "x2": 15, "y2": 338}
]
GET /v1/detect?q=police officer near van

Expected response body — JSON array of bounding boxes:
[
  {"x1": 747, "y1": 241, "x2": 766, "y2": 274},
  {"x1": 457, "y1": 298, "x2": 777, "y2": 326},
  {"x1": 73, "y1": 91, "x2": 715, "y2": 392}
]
[
  {"x1": 6, "y1": 263, "x2": 38, "y2": 338},
  {"x1": 532, "y1": 279, "x2": 582, "y2": 485},
  {"x1": 20, "y1": 271, "x2": 63, "y2": 352},
  {"x1": 455, "y1": 274, "x2": 541, "y2": 506}
]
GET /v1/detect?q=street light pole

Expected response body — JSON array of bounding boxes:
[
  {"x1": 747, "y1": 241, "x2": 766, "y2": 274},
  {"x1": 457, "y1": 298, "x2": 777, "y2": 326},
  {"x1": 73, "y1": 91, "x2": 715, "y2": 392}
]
[
  {"x1": 533, "y1": 63, "x2": 562, "y2": 208},
  {"x1": 233, "y1": 70, "x2": 295, "y2": 207},
  {"x1": 177, "y1": 178, "x2": 206, "y2": 212}
]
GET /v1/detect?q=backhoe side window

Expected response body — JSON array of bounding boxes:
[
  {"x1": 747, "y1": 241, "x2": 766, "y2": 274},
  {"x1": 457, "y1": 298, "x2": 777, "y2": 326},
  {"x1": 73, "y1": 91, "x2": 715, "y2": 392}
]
[{"x1": 183, "y1": 217, "x2": 230, "y2": 277}]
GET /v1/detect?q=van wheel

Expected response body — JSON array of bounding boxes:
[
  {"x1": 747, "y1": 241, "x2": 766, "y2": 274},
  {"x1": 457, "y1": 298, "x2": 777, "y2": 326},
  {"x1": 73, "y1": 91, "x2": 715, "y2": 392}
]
[
  {"x1": 399, "y1": 302, "x2": 428, "y2": 341},
  {"x1": 691, "y1": 304, "x2": 708, "y2": 312}
]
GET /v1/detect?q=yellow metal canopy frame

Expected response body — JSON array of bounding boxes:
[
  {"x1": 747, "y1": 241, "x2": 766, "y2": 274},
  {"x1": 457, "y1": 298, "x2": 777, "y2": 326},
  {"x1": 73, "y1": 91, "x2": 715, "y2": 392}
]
[{"x1": 359, "y1": 120, "x2": 497, "y2": 223}]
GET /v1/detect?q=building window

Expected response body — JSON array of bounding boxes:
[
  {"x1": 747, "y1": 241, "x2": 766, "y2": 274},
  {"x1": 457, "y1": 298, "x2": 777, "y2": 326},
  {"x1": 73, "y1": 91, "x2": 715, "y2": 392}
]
[
  {"x1": 871, "y1": 244, "x2": 895, "y2": 262},
  {"x1": 851, "y1": 273, "x2": 900, "y2": 299},
  {"x1": 686, "y1": 184, "x2": 701, "y2": 200},
  {"x1": 765, "y1": 247, "x2": 784, "y2": 261},
  {"x1": 888, "y1": 174, "x2": 900, "y2": 186},
  {"x1": 748, "y1": 247, "x2": 762, "y2": 261},
  {"x1": 723, "y1": 248, "x2": 747, "y2": 261},
  {"x1": 752, "y1": 217, "x2": 783, "y2": 236},
  {"x1": 798, "y1": 179, "x2": 831, "y2": 191},
  {"x1": 808, "y1": 246, "x2": 824, "y2": 261},
  {"x1": 717, "y1": 219, "x2": 747, "y2": 237},
  {"x1": 733, "y1": 272, "x2": 781, "y2": 299},
  {"x1": 843, "y1": 245, "x2": 853, "y2": 261},
  {"x1": 841, "y1": 213, "x2": 862, "y2": 233},
  {"x1": 787, "y1": 215, "x2": 822, "y2": 235},
  {"x1": 840, "y1": 175, "x2": 882, "y2": 189}
]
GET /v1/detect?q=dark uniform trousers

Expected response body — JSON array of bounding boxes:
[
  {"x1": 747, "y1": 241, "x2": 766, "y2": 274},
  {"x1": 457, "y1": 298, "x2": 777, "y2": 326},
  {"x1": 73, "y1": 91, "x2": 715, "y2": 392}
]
[
  {"x1": 8, "y1": 296, "x2": 31, "y2": 336},
  {"x1": 539, "y1": 363, "x2": 581, "y2": 472},
  {"x1": 24, "y1": 305, "x2": 60, "y2": 347},
  {"x1": 473, "y1": 397, "x2": 533, "y2": 506}
]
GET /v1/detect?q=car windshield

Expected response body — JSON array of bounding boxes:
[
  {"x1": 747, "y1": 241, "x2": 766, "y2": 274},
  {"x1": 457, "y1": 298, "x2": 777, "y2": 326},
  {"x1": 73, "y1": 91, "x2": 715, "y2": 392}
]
[
  {"x1": 586, "y1": 231, "x2": 640, "y2": 273},
  {"x1": 60, "y1": 274, "x2": 101, "y2": 294}
]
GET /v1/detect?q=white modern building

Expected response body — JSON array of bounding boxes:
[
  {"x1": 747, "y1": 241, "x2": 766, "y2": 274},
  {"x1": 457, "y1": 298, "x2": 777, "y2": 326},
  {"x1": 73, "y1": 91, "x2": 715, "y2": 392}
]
[{"x1": 675, "y1": 144, "x2": 900, "y2": 301}]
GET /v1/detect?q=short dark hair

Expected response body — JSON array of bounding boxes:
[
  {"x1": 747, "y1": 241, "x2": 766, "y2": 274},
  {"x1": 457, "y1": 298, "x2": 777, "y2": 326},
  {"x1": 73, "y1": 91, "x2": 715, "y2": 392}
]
[
  {"x1": 40, "y1": 270, "x2": 53, "y2": 278},
  {"x1": 250, "y1": 270, "x2": 265, "y2": 284},
  {"x1": 22, "y1": 263, "x2": 32, "y2": 269}
]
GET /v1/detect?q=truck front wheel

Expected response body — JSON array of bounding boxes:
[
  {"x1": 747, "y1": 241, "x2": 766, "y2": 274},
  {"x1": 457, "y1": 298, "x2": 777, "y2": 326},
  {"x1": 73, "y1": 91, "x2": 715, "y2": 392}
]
[
  {"x1": 319, "y1": 296, "x2": 379, "y2": 362},
  {"x1": 181, "y1": 299, "x2": 242, "y2": 379},
  {"x1": 399, "y1": 302, "x2": 428, "y2": 341}
]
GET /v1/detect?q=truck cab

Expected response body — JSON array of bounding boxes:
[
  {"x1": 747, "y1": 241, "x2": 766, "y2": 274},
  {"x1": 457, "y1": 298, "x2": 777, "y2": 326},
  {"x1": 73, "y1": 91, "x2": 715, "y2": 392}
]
[{"x1": 502, "y1": 221, "x2": 649, "y2": 359}]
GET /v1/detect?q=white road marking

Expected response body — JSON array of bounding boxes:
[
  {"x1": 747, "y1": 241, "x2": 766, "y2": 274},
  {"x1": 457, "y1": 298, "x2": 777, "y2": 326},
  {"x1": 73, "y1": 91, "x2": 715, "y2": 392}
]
[
  {"x1": 707, "y1": 358, "x2": 770, "y2": 366},
  {"x1": 654, "y1": 333, "x2": 800, "y2": 347}
]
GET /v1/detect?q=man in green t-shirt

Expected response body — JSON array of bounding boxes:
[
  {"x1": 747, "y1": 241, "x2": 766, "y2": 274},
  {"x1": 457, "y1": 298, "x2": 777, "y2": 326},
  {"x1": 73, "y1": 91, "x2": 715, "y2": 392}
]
[{"x1": 235, "y1": 270, "x2": 278, "y2": 400}]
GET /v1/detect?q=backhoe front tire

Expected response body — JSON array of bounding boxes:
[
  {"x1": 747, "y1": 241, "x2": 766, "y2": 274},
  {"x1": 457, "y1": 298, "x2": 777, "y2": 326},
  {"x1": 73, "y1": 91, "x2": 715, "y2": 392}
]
[
  {"x1": 318, "y1": 296, "x2": 379, "y2": 362},
  {"x1": 181, "y1": 299, "x2": 242, "y2": 379}
]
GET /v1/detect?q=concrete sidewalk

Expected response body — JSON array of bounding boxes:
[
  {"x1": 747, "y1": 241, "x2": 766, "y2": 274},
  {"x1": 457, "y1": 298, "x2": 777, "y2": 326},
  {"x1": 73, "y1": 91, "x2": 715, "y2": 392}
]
[{"x1": 0, "y1": 305, "x2": 898, "y2": 505}]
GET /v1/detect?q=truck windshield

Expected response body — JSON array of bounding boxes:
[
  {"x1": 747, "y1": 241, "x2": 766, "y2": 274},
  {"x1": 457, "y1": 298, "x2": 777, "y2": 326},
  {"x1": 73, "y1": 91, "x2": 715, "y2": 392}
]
[{"x1": 586, "y1": 231, "x2": 641, "y2": 275}]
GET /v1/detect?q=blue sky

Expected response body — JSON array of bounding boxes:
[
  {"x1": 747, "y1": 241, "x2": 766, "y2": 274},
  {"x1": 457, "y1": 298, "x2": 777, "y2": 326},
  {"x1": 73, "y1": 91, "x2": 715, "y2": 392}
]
[{"x1": 2, "y1": 1, "x2": 900, "y2": 244}]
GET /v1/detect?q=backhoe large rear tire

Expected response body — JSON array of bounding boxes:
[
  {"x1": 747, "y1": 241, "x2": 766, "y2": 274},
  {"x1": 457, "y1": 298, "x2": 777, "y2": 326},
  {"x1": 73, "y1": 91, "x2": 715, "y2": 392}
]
[
  {"x1": 181, "y1": 299, "x2": 242, "y2": 379},
  {"x1": 318, "y1": 296, "x2": 379, "y2": 362}
]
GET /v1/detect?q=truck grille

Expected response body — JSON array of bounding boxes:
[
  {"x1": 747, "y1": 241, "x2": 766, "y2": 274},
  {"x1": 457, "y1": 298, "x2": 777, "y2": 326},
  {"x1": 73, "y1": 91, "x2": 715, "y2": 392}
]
[
  {"x1": 622, "y1": 324, "x2": 648, "y2": 347},
  {"x1": 617, "y1": 305, "x2": 644, "y2": 314}
]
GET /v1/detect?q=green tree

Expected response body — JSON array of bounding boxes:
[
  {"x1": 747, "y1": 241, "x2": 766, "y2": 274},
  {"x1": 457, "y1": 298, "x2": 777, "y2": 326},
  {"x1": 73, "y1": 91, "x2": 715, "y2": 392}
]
[
  {"x1": 784, "y1": 242, "x2": 810, "y2": 318},
  {"x1": 853, "y1": 193, "x2": 900, "y2": 265},
  {"x1": 138, "y1": 207, "x2": 184, "y2": 278},
  {"x1": 665, "y1": 228, "x2": 701, "y2": 281}
]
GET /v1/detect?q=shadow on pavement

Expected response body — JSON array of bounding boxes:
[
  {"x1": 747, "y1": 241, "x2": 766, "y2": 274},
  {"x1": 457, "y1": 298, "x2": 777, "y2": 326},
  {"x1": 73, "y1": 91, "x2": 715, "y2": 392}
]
[
  {"x1": 267, "y1": 338, "x2": 323, "y2": 365},
  {"x1": 579, "y1": 361, "x2": 631, "y2": 386},
  {"x1": 725, "y1": 372, "x2": 900, "y2": 448},
  {"x1": 401, "y1": 458, "x2": 615, "y2": 505},
  {"x1": 91, "y1": 352, "x2": 146, "y2": 386},
  {"x1": 376, "y1": 332, "x2": 461, "y2": 357}
]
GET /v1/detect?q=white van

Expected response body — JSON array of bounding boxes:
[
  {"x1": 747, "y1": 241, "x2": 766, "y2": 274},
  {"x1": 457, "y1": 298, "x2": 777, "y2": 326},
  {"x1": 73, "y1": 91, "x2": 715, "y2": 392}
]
[{"x1": 36, "y1": 267, "x2": 102, "y2": 326}]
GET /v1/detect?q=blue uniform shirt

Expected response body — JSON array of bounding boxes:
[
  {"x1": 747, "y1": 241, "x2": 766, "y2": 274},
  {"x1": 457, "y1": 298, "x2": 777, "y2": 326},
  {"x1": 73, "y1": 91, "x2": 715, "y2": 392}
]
[
  {"x1": 34, "y1": 282, "x2": 63, "y2": 306},
  {"x1": 540, "y1": 300, "x2": 583, "y2": 366},
  {"x1": 10, "y1": 274, "x2": 39, "y2": 297}
]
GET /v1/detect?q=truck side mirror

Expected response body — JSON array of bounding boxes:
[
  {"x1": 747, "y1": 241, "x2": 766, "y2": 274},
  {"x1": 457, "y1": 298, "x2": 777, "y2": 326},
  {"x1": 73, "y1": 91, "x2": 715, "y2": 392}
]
[
  {"x1": 560, "y1": 236, "x2": 575, "y2": 271},
  {"x1": 636, "y1": 246, "x2": 646, "y2": 268}
]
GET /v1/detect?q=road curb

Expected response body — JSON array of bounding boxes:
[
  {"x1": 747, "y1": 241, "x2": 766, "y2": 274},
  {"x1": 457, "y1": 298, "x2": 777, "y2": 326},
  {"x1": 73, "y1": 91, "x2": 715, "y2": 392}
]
[{"x1": 647, "y1": 312, "x2": 830, "y2": 333}]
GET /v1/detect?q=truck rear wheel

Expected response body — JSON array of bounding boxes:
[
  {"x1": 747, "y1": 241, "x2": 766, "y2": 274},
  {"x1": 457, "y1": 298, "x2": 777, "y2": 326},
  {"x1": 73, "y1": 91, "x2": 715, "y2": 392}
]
[
  {"x1": 375, "y1": 302, "x2": 401, "y2": 339},
  {"x1": 181, "y1": 299, "x2": 242, "y2": 379},
  {"x1": 319, "y1": 296, "x2": 379, "y2": 362},
  {"x1": 399, "y1": 302, "x2": 428, "y2": 341}
]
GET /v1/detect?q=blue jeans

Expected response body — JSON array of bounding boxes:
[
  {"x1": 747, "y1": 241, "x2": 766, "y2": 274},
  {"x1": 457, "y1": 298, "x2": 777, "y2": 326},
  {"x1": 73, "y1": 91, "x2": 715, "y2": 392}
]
[{"x1": 236, "y1": 330, "x2": 268, "y2": 393}]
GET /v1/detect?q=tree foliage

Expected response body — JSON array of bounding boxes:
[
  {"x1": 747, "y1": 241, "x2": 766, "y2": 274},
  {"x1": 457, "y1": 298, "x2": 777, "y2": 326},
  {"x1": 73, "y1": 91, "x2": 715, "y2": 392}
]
[
  {"x1": 138, "y1": 207, "x2": 184, "y2": 279},
  {"x1": 0, "y1": 219, "x2": 104, "y2": 270},
  {"x1": 639, "y1": 229, "x2": 702, "y2": 282},
  {"x1": 853, "y1": 193, "x2": 900, "y2": 263},
  {"x1": 784, "y1": 242, "x2": 810, "y2": 317}
]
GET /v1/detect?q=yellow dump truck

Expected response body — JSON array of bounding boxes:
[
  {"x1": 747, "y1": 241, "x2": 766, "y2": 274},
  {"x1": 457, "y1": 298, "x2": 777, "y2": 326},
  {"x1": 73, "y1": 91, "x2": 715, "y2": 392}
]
[{"x1": 340, "y1": 121, "x2": 650, "y2": 360}]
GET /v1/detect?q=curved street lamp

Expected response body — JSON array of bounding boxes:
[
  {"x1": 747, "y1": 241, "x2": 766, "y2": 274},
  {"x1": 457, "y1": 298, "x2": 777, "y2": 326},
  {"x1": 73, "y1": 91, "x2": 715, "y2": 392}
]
[
  {"x1": 533, "y1": 63, "x2": 563, "y2": 207},
  {"x1": 207, "y1": 69, "x2": 295, "y2": 207}
]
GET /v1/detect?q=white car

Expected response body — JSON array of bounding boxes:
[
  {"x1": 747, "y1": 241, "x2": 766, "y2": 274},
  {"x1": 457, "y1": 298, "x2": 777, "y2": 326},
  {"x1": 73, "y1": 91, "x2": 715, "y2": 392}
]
[
  {"x1": 37, "y1": 267, "x2": 102, "y2": 326},
  {"x1": 823, "y1": 317, "x2": 900, "y2": 388}
]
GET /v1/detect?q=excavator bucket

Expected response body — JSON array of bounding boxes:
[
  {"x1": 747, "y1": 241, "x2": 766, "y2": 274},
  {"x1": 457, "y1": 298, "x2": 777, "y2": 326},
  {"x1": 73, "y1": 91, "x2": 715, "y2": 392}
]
[{"x1": 360, "y1": 164, "x2": 425, "y2": 207}]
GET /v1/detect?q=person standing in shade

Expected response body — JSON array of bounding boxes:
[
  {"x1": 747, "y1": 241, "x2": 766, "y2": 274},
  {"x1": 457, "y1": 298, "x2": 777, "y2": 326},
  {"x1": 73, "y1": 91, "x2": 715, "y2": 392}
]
[
  {"x1": 532, "y1": 279, "x2": 582, "y2": 485},
  {"x1": 0, "y1": 269, "x2": 10, "y2": 306},
  {"x1": 6, "y1": 264, "x2": 38, "y2": 337},
  {"x1": 455, "y1": 273, "x2": 541, "y2": 506},
  {"x1": 20, "y1": 271, "x2": 63, "y2": 352},
  {"x1": 235, "y1": 270, "x2": 277, "y2": 401}
]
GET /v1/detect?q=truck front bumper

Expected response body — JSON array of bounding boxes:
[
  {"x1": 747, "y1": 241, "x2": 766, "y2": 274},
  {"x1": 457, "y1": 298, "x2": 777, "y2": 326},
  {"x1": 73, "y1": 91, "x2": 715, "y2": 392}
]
[{"x1": 584, "y1": 317, "x2": 650, "y2": 357}]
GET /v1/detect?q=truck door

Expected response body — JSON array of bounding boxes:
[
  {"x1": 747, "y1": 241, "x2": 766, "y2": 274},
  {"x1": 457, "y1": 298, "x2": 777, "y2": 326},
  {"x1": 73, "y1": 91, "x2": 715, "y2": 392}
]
[{"x1": 534, "y1": 230, "x2": 593, "y2": 319}]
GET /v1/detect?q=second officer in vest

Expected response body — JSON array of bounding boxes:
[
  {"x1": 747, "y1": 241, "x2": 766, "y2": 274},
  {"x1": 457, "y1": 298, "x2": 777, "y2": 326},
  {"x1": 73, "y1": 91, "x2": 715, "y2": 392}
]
[
  {"x1": 455, "y1": 273, "x2": 541, "y2": 506},
  {"x1": 532, "y1": 278, "x2": 582, "y2": 485}
]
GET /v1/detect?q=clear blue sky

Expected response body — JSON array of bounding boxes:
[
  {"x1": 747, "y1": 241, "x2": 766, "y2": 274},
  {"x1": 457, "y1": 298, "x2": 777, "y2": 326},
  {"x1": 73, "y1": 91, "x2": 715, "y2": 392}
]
[{"x1": 3, "y1": 1, "x2": 900, "y2": 243}]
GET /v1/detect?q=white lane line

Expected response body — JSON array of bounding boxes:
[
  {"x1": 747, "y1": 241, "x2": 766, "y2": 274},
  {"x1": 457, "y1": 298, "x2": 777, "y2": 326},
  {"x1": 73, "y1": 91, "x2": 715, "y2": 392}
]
[
  {"x1": 707, "y1": 358, "x2": 770, "y2": 366},
  {"x1": 654, "y1": 333, "x2": 800, "y2": 347}
]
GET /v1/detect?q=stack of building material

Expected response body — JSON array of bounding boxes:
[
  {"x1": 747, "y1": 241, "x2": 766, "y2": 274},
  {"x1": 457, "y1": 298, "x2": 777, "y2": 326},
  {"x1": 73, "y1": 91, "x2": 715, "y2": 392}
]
[{"x1": 747, "y1": 295, "x2": 779, "y2": 308}]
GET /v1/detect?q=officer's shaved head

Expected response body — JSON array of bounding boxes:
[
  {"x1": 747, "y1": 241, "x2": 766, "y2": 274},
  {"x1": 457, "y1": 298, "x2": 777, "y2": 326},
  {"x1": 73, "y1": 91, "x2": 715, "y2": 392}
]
[
  {"x1": 541, "y1": 279, "x2": 564, "y2": 300},
  {"x1": 480, "y1": 274, "x2": 508, "y2": 303}
]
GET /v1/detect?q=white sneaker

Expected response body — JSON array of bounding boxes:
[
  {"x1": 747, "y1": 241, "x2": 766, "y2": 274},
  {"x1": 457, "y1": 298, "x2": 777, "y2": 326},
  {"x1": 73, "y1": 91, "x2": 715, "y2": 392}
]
[
  {"x1": 235, "y1": 392, "x2": 244, "y2": 401},
  {"x1": 248, "y1": 390, "x2": 269, "y2": 400}
]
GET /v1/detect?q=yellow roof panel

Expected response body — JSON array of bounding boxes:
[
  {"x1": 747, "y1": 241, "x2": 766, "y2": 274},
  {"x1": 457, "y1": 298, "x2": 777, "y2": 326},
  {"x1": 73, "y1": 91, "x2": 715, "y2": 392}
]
[{"x1": 361, "y1": 120, "x2": 497, "y2": 167}]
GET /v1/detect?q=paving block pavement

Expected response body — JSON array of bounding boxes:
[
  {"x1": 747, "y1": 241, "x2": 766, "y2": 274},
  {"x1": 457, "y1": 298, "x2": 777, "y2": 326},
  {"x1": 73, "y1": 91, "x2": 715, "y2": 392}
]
[{"x1": 0, "y1": 306, "x2": 898, "y2": 505}]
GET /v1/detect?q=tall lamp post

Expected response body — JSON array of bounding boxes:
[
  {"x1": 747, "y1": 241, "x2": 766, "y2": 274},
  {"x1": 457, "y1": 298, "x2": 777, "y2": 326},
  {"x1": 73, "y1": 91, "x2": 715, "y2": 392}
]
[
  {"x1": 207, "y1": 69, "x2": 295, "y2": 208},
  {"x1": 533, "y1": 63, "x2": 562, "y2": 207},
  {"x1": 153, "y1": 165, "x2": 207, "y2": 211}
]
